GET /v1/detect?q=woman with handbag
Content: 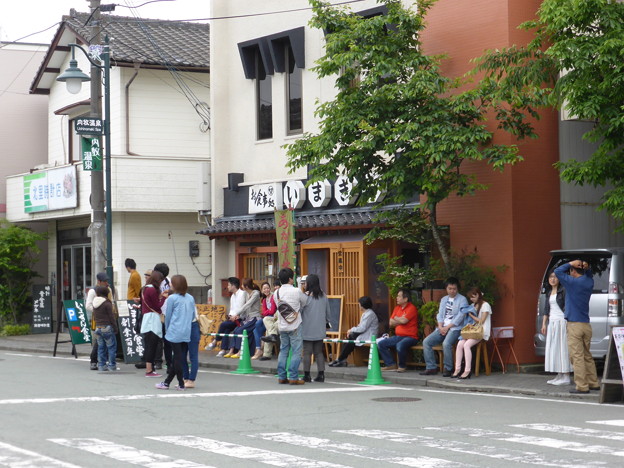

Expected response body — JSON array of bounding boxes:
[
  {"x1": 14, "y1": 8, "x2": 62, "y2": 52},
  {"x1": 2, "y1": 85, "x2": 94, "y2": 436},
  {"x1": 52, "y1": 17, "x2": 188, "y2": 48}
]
[
  {"x1": 300, "y1": 274, "x2": 331, "y2": 382},
  {"x1": 225, "y1": 278, "x2": 261, "y2": 358},
  {"x1": 328, "y1": 296, "x2": 379, "y2": 368},
  {"x1": 541, "y1": 269, "x2": 571, "y2": 385},
  {"x1": 452, "y1": 287, "x2": 492, "y2": 379},
  {"x1": 140, "y1": 270, "x2": 166, "y2": 377}
]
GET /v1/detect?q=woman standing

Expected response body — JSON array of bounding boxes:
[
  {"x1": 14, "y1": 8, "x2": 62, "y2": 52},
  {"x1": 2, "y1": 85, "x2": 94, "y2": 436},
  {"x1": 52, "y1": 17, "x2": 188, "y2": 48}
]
[
  {"x1": 301, "y1": 274, "x2": 331, "y2": 382},
  {"x1": 328, "y1": 296, "x2": 379, "y2": 367},
  {"x1": 452, "y1": 287, "x2": 492, "y2": 379},
  {"x1": 252, "y1": 282, "x2": 277, "y2": 359},
  {"x1": 155, "y1": 275, "x2": 196, "y2": 391},
  {"x1": 226, "y1": 278, "x2": 261, "y2": 358},
  {"x1": 541, "y1": 270, "x2": 571, "y2": 385},
  {"x1": 140, "y1": 270, "x2": 166, "y2": 377},
  {"x1": 183, "y1": 310, "x2": 201, "y2": 388}
]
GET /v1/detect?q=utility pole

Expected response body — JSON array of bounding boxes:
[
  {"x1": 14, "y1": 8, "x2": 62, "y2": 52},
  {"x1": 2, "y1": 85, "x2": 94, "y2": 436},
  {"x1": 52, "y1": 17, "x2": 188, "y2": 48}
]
[{"x1": 88, "y1": 0, "x2": 107, "y2": 284}]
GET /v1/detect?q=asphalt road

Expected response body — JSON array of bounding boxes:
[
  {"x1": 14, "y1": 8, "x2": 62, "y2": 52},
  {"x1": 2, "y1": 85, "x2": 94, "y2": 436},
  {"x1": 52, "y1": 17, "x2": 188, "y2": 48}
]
[{"x1": 1, "y1": 351, "x2": 623, "y2": 467}]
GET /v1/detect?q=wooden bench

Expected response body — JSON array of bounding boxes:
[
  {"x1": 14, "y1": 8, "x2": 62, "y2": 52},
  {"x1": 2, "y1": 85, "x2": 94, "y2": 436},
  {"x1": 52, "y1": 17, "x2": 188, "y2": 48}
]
[{"x1": 407, "y1": 344, "x2": 444, "y2": 369}]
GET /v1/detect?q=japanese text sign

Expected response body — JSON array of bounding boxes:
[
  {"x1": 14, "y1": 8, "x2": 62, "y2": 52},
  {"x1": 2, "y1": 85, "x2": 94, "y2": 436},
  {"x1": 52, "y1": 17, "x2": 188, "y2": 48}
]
[
  {"x1": 74, "y1": 118, "x2": 103, "y2": 135},
  {"x1": 249, "y1": 183, "x2": 283, "y2": 214},
  {"x1": 32, "y1": 285, "x2": 52, "y2": 334},
  {"x1": 81, "y1": 137, "x2": 102, "y2": 171},
  {"x1": 274, "y1": 209, "x2": 295, "y2": 270},
  {"x1": 63, "y1": 299, "x2": 91, "y2": 345},
  {"x1": 23, "y1": 165, "x2": 77, "y2": 213},
  {"x1": 116, "y1": 301, "x2": 144, "y2": 363}
]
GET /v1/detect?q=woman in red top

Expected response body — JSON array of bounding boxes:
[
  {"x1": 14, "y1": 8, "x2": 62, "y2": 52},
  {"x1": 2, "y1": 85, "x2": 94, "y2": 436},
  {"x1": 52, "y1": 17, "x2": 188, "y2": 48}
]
[
  {"x1": 252, "y1": 282, "x2": 277, "y2": 359},
  {"x1": 140, "y1": 270, "x2": 166, "y2": 377}
]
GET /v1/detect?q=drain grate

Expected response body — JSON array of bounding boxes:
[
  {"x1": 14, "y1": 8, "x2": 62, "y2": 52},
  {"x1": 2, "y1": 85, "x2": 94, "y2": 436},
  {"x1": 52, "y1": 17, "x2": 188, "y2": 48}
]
[{"x1": 372, "y1": 397, "x2": 421, "y2": 402}]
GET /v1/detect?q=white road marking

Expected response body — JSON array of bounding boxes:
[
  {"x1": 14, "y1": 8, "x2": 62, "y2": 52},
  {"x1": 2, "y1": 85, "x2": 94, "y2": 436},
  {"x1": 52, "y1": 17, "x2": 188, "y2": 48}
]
[
  {"x1": 0, "y1": 385, "x2": 408, "y2": 405},
  {"x1": 4, "y1": 353, "x2": 33, "y2": 357},
  {"x1": 251, "y1": 432, "x2": 472, "y2": 468},
  {"x1": 38, "y1": 356, "x2": 90, "y2": 361},
  {"x1": 338, "y1": 429, "x2": 603, "y2": 467},
  {"x1": 587, "y1": 420, "x2": 624, "y2": 427},
  {"x1": 0, "y1": 441, "x2": 81, "y2": 468},
  {"x1": 513, "y1": 423, "x2": 624, "y2": 442},
  {"x1": 426, "y1": 426, "x2": 624, "y2": 458},
  {"x1": 149, "y1": 435, "x2": 348, "y2": 468},
  {"x1": 49, "y1": 438, "x2": 209, "y2": 468}
]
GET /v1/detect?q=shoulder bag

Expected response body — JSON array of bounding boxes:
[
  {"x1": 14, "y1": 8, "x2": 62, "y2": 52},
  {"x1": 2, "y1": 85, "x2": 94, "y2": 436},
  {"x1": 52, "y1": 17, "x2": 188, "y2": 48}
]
[{"x1": 276, "y1": 289, "x2": 299, "y2": 324}]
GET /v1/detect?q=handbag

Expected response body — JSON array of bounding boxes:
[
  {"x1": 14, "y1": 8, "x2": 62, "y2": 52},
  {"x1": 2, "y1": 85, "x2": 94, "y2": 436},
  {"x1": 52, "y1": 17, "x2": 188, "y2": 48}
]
[
  {"x1": 276, "y1": 290, "x2": 299, "y2": 324},
  {"x1": 461, "y1": 323, "x2": 484, "y2": 340}
]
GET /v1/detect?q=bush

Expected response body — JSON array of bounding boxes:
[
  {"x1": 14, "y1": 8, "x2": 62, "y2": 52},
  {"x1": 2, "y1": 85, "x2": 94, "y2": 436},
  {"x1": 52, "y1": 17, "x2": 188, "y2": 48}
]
[
  {"x1": 419, "y1": 301, "x2": 439, "y2": 338},
  {"x1": 1, "y1": 324, "x2": 31, "y2": 336}
]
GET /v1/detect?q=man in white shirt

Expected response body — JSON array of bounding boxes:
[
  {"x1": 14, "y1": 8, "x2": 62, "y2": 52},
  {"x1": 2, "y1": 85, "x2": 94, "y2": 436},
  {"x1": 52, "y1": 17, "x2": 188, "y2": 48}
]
[
  {"x1": 275, "y1": 268, "x2": 308, "y2": 385},
  {"x1": 228, "y1": 277, "x2": 247, "y2": 318}
]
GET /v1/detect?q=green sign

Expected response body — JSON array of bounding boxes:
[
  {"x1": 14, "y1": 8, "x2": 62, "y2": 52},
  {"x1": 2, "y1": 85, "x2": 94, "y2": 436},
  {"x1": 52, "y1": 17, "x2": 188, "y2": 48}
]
[
  {"x1": 23, "y1": 165, "x2": 78, "y2": 213},
  {"x1": 81, "y1": 136, "x2": 102, "y2": 171},
  {"x1": 63, "y1": 299, "x2": 92, "y2": 345}
]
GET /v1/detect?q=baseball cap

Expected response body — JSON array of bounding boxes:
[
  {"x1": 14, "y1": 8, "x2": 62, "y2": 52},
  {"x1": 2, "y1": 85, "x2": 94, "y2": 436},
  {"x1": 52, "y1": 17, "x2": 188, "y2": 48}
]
[
  {"x1": 299, "y1": 275, "x2": 307, "y2": 283},
  {"x1": 144, "y1": 269, "x2": 153, "y2": 276},
  {"x1": 96, "y1": 272, "x2": 109, "y2": 282}
]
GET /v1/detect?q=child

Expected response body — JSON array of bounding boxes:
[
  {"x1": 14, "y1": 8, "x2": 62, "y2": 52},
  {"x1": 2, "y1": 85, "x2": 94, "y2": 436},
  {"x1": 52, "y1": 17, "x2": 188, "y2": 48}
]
[{"x1": 93, "y1": 285, "x2": 118, "y2": 371}]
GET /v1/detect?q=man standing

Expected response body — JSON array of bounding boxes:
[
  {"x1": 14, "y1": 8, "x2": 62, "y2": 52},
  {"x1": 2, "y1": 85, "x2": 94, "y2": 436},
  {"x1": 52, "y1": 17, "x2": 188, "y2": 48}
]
[
  {"x1": 275, "y1": 268, "x2": 308, "y2": 385},
  {"x1": 377, "y1": 289, "x2": 418, "y2": 373},
  {"x1": 85, "y1": 272, "x2": 112, "y2": 370},
  {"x1": 125, "y1": 258, "x2": 141, "y2": 301},
  {"x1": 555, "y1": 259, "x2": 599, "y2": 394},
  {"x1": 420, "y1": 277, "x2": 469, "y2": 376}
]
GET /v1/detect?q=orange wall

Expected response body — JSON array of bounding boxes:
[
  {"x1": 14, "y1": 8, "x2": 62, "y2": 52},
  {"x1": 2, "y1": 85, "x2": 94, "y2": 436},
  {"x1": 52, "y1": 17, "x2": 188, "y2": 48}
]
[{"x1": 422, "y1": 0, "x2": 561, "y2": 363}]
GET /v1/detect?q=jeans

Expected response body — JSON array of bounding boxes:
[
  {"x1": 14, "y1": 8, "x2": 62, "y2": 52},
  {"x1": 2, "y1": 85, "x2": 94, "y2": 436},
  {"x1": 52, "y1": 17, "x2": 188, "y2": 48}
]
[
  {"x1": 218, "y1": 320, "x2": 238, "y2": 350},
  {"x1": 232, "y1": 318, "x2": 257, "y2": 353},
  {"x1": 95, "y1": 325, "x2": 117, "y2": 370},
  {"x1": 253, "y1": 318, "x2": 267, "y2": 349},
  {"x1": 184, "y1": 321, "x2": 200, "y2": 381},
  {"x1": 277, "y1": 327, "x2": 303, "y2": 380},
  {"x1": 377, "y1": 335, "x2": 418, "y2": 368},
  {"x1": 423, "y1": 328, "x2": 461, "y2": 371}
]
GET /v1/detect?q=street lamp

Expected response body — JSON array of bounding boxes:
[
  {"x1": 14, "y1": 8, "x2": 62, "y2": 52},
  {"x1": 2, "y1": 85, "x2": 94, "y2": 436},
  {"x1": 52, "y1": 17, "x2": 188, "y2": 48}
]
[{"x1": 57, "y1": 37, "x2": 113, "y2": 285}]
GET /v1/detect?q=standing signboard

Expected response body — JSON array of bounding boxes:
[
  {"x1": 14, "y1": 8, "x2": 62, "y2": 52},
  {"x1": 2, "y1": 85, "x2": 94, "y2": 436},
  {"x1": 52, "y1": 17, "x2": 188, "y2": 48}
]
[
  {"x1": 32, "y1": 285, "x2": 52, "y2": 334},
  {"x1": 599, "y1": 326, "x2": 624, "y2": 403},
  {"x1": 63, "y1": 299, "x2": 91, "y2": 345},
  {"x1": 116, "y1": 300, "x2": 144, "y2": 364}
]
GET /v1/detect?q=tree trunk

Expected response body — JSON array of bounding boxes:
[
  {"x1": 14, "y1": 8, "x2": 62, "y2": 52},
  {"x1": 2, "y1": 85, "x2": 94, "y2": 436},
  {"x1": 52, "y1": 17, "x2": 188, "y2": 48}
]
[{"x1": 429, "y1": 204, "x2": 451, "y2": 275}]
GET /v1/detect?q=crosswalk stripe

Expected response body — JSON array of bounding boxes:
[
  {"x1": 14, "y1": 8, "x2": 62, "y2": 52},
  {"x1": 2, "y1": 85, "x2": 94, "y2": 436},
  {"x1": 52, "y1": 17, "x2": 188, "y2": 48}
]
[
  {"x1": 426, "y1": 426, "x2": 624, "y2": 459},
  {"x1": 251, "y1": 432, "x2": 471, "y2": 468},
  {"x1": 0, "y1": 441, "x2": 81, "y2": 468},
  {"x1": 338, "y1": 429, "x2": 598, "y2": 468},
  {"x1": 512, "y1": 423, "x2": 624, "y2": 442},
  {"x1": 48, "y1": 438, "x2": 211, "y2": 467},
  {"x1": 587, "y1": 420, "x2": 624, "y2": 427},
  {"x1": 149, "y1": 435, "x2": 348, "y2": 468}
]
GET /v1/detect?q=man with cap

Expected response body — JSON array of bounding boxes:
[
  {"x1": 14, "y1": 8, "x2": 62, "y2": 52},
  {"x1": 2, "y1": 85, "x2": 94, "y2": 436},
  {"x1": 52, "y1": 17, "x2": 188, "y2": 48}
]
[{"x1": 86, "y1": 272, "x2": 113, "y2": 370}]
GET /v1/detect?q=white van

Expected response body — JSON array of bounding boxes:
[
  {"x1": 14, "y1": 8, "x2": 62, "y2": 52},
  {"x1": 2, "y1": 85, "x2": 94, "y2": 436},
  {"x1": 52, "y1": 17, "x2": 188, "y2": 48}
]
[{"x1": 534, "y1": 248, "x2": 624, "y2": 359}]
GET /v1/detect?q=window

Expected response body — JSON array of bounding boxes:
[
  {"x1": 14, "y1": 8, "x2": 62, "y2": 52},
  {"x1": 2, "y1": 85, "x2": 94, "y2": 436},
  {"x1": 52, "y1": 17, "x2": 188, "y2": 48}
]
[
  {"x1": 68, "y1": 117, "x2": 85, "y2": 164},
  {"x1": 256, "y1": 50, "x2": 273, "y2": 140},
  {"x1": 286, "y1": 44, "x2": 302, "y2": 134}
]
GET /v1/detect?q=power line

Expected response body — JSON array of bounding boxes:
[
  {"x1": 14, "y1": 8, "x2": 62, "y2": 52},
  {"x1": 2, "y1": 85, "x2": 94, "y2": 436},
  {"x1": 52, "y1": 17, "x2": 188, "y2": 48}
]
[{"x1": 0, "y1": 23, "x2": 60, "y2": 49}]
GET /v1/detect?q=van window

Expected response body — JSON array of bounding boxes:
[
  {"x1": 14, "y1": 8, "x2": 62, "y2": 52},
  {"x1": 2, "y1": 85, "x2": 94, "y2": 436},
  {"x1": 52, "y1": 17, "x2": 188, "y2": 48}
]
[{"x1": 548, "y1": 255, "x2": 611, "y2": 293}]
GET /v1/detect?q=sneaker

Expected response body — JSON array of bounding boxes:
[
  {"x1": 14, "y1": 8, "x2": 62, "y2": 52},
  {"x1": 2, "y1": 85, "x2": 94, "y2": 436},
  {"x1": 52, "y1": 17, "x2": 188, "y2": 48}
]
[
  {"x1": 98, "y1": 367, "x2": 108, "y2": 372},
  {"x1": 108, "y1": 366, "x2": 118, "y2": 372},
  {"x1": 205, "y1": 341, "x2": 216, "y2": 350},
  {"x1": 174, "y1": 385, "x2": 185, "y2": 391},
  {"x1": 259, "y1": 356, "x2": 272, "y2": 361},
  {"x1": 90, "y1": 363, "x2": 98, "y2": 371},
  {"x1": 546, "y1": 378, "x2": 559, "y2": 385},
  {"x1": 553, "y1": 377, "x2": 571, "y2": 386},
  {"x1": 216, "y1": 350, "x2": 226, "y2": 357},
  {"x1": 145, "y1": 372, "x2": 162, "y2": 378},
  {"x1": 184, "y1": 380, "x2": 196, "y2": 388},
  {"x1": 155, "y1": 382, "x2": 169, "y2": 390}
]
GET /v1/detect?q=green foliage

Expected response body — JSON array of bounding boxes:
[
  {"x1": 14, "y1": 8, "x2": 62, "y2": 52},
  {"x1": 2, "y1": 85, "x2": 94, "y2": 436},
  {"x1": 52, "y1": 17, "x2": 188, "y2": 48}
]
[
  {"x1": 428, "y1": 248, "x2": 506, "y2": 305},
  {"x1": 474, "y1": 0, "x2": 624, "y2": 229},
  {"x1": 366, "y1": 208, "x2": 432, "y2": 249},
  {"x1": 286, "y1": 0, "x2": 526, "y2": 270},
  {"x1": 375, "y1": 253, "x2": 423, "y2": 297},
  {"x1": 1, "y1": 324, "x2": 31, "y2": 336},
  {"x1": 418, "y1": 300, "x2": 439, "y2": 337},
  {"x1": 0, "y1": 220, "x2": 46, "y2": 324}
]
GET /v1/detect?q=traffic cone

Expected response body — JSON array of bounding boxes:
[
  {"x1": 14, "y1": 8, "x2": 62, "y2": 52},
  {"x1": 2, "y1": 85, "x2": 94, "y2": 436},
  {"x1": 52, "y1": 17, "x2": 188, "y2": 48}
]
[
  {"x1": 359, "y1": 335, "x2": 390, "y2": 385},
  {"x1": 231, "y1": 330, "x2": 259, "y2": 374}
]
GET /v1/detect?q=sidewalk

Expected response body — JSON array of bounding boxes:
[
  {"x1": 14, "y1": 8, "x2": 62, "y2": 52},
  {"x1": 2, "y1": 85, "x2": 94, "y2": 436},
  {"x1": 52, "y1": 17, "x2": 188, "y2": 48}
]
[{"x1": 0, "y1": 333, "x2": 601, "y2": 402}]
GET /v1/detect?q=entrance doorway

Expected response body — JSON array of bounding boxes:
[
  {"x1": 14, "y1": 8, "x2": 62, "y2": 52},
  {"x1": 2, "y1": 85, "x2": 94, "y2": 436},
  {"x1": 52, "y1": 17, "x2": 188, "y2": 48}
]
[{"x1": 61, "y1": 244, "x2": 91, "y2": 301}]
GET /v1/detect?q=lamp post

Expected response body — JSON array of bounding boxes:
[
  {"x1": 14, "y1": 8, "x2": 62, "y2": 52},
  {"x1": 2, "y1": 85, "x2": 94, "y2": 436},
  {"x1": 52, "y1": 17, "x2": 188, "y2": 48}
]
[{"x1": 57, "y1": 37, "x2": 113, "y2": 285}]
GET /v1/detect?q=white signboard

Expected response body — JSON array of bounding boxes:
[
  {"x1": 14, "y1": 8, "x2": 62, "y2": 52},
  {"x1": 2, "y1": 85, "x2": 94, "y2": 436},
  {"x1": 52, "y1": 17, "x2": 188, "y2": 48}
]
[
  {"x1": 612, "y1": 326, "x2": 624, "y2": 391},
  {"x1": 23, "y1": 165, "x2": 78, "y2": 213},
  {"x1": 307, "y1": 179, "x2": 331, "y2": 208},
  {"x1": 249, "y1": 183, "x2": 283, "y2": 214},
  {"x1": 283, "y1": 180, "x2": 306, "y2": 209},
  {"x1": 334, "y1": 175, "x2": 358, "y2": 206}
]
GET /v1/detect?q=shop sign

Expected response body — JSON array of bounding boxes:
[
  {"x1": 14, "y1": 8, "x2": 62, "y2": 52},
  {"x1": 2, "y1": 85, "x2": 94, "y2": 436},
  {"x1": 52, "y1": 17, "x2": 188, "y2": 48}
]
[
  {"x1": 249, "y1": 183, "x2": 283, "y2": 214},
  {"x1": 116, "y1": 301, "x2": 144, "y2": 364},
  {"x1": 274, "y1": 209, "x2": 296, "y2": 270},
  {"x1": 63, "y1": 299, "x2": 91, "y2": 345},
  {"x1": 612, "y1": 326, "x2": 624, "y2": 390},
  {"x1": 283, "y1": 180, "x2": 306, "y2": 209},
  {"x1": 307, "y1": 179, "x2": 331, "y2": 208},
  {"x1": 334, "y1": 175, "x2": 358, "y2": 206},
  {"x1": 74, "y1": 117, "x2": 103, "y2": 135},
  {"x1": 23, "y1": 165, "x2": 78, "y2": 213},
  {"x1": 32, "y1": 285, "x2": 52, "y2": 334},
  {"x1": 81, "y1": 136, "x2": 102, "y2": 171}
]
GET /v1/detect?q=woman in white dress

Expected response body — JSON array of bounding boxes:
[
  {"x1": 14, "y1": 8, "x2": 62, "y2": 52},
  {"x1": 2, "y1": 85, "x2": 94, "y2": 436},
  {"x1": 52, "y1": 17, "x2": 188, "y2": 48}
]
[{"x1": 541, "y1": 270, "x2": 571, "y2": 385}]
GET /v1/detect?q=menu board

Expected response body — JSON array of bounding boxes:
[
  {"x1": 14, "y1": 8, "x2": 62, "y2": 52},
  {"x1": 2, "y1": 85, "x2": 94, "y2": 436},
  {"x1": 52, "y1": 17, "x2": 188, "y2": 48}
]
[
  {"x1": 116, "y1": 300, "x2": 144, "y2": 364},
  {"x1": 32, "y1": 285, "x2": 52, "y2": 334}
]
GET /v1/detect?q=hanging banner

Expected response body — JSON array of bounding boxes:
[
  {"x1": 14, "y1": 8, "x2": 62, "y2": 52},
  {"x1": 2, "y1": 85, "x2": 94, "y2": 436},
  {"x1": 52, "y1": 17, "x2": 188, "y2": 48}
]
[
  {"x1": 81, "y1": 136, "x2": 102, "y2": 171},
  {"x1": 275, "y1": 209, "x2": 295, "y2": 270}
]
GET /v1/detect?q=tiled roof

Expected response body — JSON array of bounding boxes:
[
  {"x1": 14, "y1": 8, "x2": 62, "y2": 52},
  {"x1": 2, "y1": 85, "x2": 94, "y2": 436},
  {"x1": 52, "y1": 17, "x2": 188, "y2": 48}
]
[
  {"x1": 198, "y1": 210, "x2": 380, "y2": 237},
  {"x1": 64, "y1": 12, "x2": 209, "y2": 68}
]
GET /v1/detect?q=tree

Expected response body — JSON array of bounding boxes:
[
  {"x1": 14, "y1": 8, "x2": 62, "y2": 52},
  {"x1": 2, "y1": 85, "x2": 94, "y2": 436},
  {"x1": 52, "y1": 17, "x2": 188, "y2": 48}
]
[
  {"x1": 285, "y1": 0, "x2": 528, "y2": 271},
  {"x1": 475, "y1": 0, "x2": 624, "y2": 227},
  {"x1": 0, "y1": 220, "x2": 46, "y2": 325}
]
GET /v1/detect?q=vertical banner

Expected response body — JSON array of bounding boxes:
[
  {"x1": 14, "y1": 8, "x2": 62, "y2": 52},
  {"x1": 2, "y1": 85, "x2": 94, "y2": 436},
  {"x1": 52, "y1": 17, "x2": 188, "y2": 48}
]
[
  {"x1": 275, "y1": 209, "x2": 296, "y2": 270},
  {"x1": 81, "y1": 136, "x2": 102, "y2": 171}
]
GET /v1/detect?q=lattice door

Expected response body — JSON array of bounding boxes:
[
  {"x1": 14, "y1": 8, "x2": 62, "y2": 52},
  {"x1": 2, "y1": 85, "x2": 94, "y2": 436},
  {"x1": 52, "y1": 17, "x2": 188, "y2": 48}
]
[{"x1": 330, "y1": 248, "x2": 361, "y2": 333}]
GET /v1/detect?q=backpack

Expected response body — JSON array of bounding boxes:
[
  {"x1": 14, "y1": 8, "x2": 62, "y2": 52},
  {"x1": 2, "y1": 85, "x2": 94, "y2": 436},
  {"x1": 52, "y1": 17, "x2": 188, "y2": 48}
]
[{"x1": 276, "y1": 289, "x2": 299, "y2": 324}]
